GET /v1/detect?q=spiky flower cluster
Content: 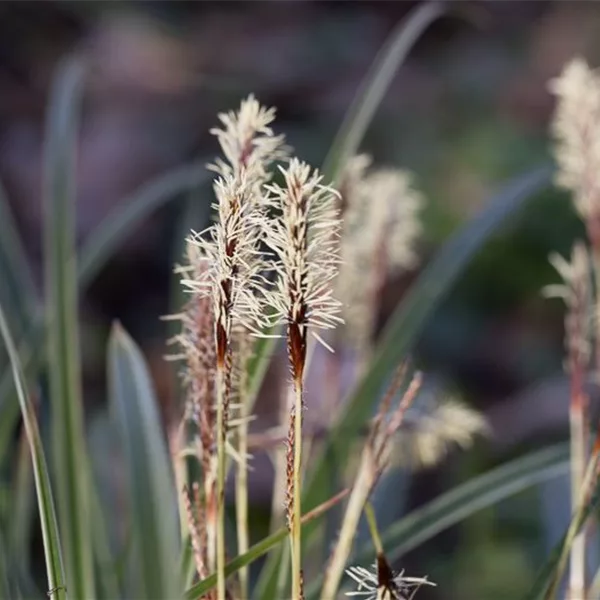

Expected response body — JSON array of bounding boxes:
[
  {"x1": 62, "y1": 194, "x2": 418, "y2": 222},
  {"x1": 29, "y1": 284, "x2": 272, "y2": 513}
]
[
  {"x1": 550, "y1": 58, "x2": 600, "y2": 223},
  {"x1": 543, "y1": 243, "x2": 593, "y2": 376},
  {"x1": 209, "y1": 94, "x2": 288, "y2": 185},
  {"x1": 345, "y1": 560, "x2": 435, "y2": 600},
  {"x1": 336, "y1": 156, "x2": 424, "y2": 351},
  {"x1": 264, "y1": 158, "x2": 343, "y2": 381},
  {"x1": 181, "y1": 95, "x2": 288, "y2": 364}
]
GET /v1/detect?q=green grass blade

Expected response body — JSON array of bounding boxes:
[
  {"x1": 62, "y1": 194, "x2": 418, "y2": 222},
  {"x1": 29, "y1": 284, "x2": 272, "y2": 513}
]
[
  {"x1": 89, "y1": 476, "x2": 121, "y2": 599},
  {"x1": 321, "y1": 1, "x2": 445, "y2": 183},
  {"x1": 303, "y1": 444, "x2": 569, "y2": 598},
  {"x1": 0, "y1": 305, "x2": 67, "y2": 600},
  {"x1": 107, "y1": 323, "x2": 180, "y2": 598},
  {"x1": 8, "y1": 433, "x2": 35, "y2": 585},
  {"x1": 0, "y1": 179, "x2": 38, "y2": 339},
  {"x1": 43, "y1": 56, "x2": 94, "y2": 598},
  {"x1": 78, "y1": 161, "x2": 210, "y2": 288},
  {"x1": 257, "y1": 165, "x2": 552, "y2": 593}
]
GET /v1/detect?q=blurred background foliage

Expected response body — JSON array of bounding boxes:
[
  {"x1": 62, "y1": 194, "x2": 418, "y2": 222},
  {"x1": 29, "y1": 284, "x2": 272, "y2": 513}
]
[{"x1": 1, "y1": 1, "x2": 599, "y2": 598}]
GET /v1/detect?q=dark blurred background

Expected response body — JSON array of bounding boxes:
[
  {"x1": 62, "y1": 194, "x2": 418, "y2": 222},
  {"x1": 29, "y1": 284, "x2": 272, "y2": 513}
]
[{"x1": 2, "y1": 1, "x2": 600, "y2": 597}]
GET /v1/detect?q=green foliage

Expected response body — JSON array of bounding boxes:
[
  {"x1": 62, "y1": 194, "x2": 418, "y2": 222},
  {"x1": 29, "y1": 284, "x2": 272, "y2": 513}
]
[{"x1": 107, "y1": 324, "x2": 180, "y2": 598}]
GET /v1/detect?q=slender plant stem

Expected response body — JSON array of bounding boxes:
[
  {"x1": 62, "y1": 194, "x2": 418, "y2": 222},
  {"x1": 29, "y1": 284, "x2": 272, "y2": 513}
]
[
  {"x1": 235, "y1": 343, "x2": 251, "y2": 599},
  {"x1": 320, "y1": 459, "x2": 372, "y2": 599},
  {"x1": 291, "y1": 382, "x2": 304, "y2": 599},
  {"x1": 216, "y1": 364, "x2": 227, "y2": 600},
  {"x1": 364, "y1": 501, "x2": 384, "y2": 555},
  {"x1": 569, "y1": 396, "x2": 586, "y2": 599},
  {"x1": 547, "y1": 447, "x2": 600, "y2": 600}
]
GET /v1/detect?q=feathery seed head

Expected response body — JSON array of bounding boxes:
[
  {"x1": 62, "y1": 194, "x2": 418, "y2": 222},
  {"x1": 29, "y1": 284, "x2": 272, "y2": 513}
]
[
  {"x1": 550, "y1": 58, "x2": 600, "y2": 220},
  {"x1": 393, "y1": 395, "x2": 488, "y2": 469},
  {"x1": 182, "y1": 175, "x2": 269, "y2": 360},
  {"x1": 345, "y1": 559, "x2": 435, "y2": 600},
  {"x1": 264, "y1": 158, "x2": 343, "y2": 380},
  {"x1": 209, "y1": 94, "x2": 288, "y2": 195},
  {"x1": 336, "y1": 158, "x2": 424, "y2": 351}
]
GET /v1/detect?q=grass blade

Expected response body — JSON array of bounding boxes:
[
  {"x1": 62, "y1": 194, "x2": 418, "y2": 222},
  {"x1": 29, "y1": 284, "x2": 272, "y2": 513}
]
[
  {"x1": 8, "y1": 433, "x2": 35, "y2": 587},
  {"x1": 0, "y1": 305, "x2": 67, "y2": 600},
  {"x1": 321, "y1": 1, "x2": 445, "y2": 183},
  {"x1": 43, "y1": 56, "x2": 94, "y2": 598},
  {"x1": 107, "y1": 323, "x2": 180, "y2": 598},
  {"x1": 0, "y1": 179, "x2": 37, "y2": 340}
]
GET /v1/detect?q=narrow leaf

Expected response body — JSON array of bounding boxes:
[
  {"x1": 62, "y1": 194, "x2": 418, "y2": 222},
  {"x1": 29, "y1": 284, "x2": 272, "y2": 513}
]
[
  {"x1": 0, "y1": 304, "x2": 66, "y2": 600},
  {"x1": 107, "y1": 323, "x2": 180, "y2": 598},
  {"x1": 0, "y1": 179, "x2": 37, "y2": 339},
  {"x1": 322, "y1": 1, "x2": 445, "y2": 183},
  {"x1": 43, "y1": 56, "x2": 94, "y2": 598}
]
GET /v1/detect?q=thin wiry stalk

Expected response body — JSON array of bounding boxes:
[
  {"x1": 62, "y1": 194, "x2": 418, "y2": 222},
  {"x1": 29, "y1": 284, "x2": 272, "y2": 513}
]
[
  {"x1": 321, "y1": 369, "x2": 420, "y2": 600},
  {"x1": 546, "y1": 436, "x2": 600, "y2": 600},
  {"x1": 215, "y1": 363, "x2": 228, "y2": 600},
  {"x1": 292, "y1": 387, "x2": 303, "y2": 599},
  {"x1": 544, "y1": 243, "x2": 593, "y2": 598},
  {"x1": 271, "y1": 384, "x2": 293, "y2": 532},
  {"x1": 234, "y1": 334, "x2": 252, "y2": 599}
]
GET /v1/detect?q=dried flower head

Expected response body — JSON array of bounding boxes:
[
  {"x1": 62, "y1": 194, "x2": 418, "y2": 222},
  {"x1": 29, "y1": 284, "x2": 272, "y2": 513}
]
[
  {"x1": 345, "y1": 558, "x2": 435, "y2": 600},
  {"x1": 209, "y1": 94, "x2": 288, "y2": 196},
  {"x1": 167, "y1": 243, "x2": 217, "y2": 461},
  {"x1": 182, "y1": 174, "x2": 269, "y2": 361},
  {"x1": 392, "y1": 395, "x2": 488, "y2": 469},
  {"x1": 543, "y1": 242, "x2": 593, "y2": 374},
  {"x1": 550, "y1": 58, "x2": 600, "y2": 221},
  {"x1": 264, "y1": 158, "x2": 343, "y2": 381},
  {"x1": 336, "y1": 157, "x2": 424, "y2": 351},
  {"x1": 321, "y1": 368, "x2": 422, "y2": 600}
]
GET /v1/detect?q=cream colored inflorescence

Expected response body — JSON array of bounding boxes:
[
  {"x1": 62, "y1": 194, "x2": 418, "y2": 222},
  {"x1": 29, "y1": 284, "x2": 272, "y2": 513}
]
[
  {"x1": 181, "y1": 96, "x2": 288, "y2": 344},
  {"x1": 550, "y1": 58, "x2": 600, "y2": 221},
  {"x1": 264, "y1": 158, "x2": 344, "y2": 351},
  {"x1": 336, "y1": 155, "x2": 424, "y2": 351},
  {"x1": 345, "y1": 563, "x2": 435, "y2": 600}
]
